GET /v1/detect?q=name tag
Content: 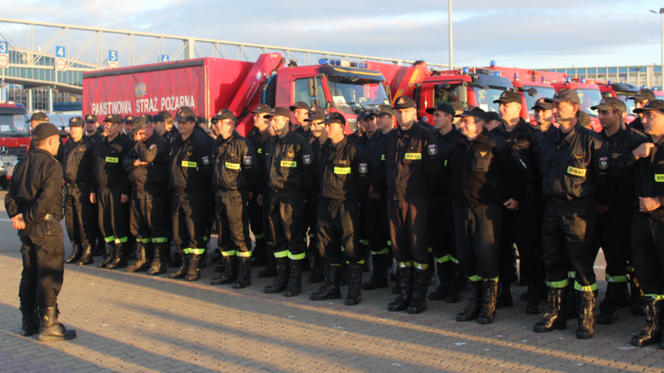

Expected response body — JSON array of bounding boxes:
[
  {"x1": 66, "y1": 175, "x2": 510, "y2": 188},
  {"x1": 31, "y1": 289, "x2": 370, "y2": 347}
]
[
  {"x1": 105, "y1": 157, "x2": 118, "y2": 163},
  {"x1": 225, "y1": 162, "x2": 240, "y2": 170},
  {"x1": 281, "y1": 160, "x2": 297, "y2": 168},
  {"x1": 567, "y1": 166, "x2": 586, "y2": 177},
  {"x1": 655, "y1": 174, "x2": 664, "y2": 182},
  {"x1": 334, "y1": 167, "x2": 351, "y2": 175},
  {"x1": 405, "y1": 153, "x2": 422, "y2": 160},
  {"x1": 182, "y1": 161, "x2": 197, "y2": 168}
]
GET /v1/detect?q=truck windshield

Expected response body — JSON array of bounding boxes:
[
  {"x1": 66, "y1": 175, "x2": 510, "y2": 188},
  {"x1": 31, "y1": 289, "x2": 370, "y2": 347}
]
[
  {"x1": 523, "y1": 86, "x2": 556, "y2": 117},
  {"x1": 573, "y1": 88, "x2": 602, "y2": 118},
  {"x1": 0, "y1": 114, "x2": 28, "y2": 133},
  {"x1": 473, "y1": 87, "x2": 508, "y2": 113},
  {"x1": 326, "y1": 76, "x2": 390, "y2": 114}
]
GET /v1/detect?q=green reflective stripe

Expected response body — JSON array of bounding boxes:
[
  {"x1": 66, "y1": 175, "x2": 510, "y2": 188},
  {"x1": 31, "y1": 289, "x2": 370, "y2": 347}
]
[
  {"x1": 257, "y1": 148, "x2": 262, "y2": 154},
  {"x1": 191, "y1": 248, "x2": 206, "y2": 255},
  {"x1": 237, "y1": 251, "x2": 252, "y2": 257},
  {"x1": 331, "y1": 263, "x2": 341, "y2": 267},
  {"x1": 468, "y1": 275, "x2": 482, "y2": 282},
  {"x1": 484, "y1": 277, "x2": 499, "y2": 283},
  {"x1": 627, "y1": 265, "x2": 635, "y2": 273},
  {"x1": 606, "y1": 274, "x2": 628, "y2": 283},
  {"x1": 399, "y1": 261, "x2": 413, "y2": 268},
  {"x1": 222, "y1": 250, "x2": 237, "y2": 257},
  {"x1": 645, "y1": 294, "x2": 664, "y2": 300},
  {"x1": 574, "y1": 281, "x2": 598, "y2": 292},
  {"x1": 182, "y1": 248, "x2": 193, "y2": 254},
  {"x1": 104, "y1": 236, "x2": 115, "y2": 243},
  {"x1": 274, "y1": 250, "x2": 288, "y2": 258},
  {"x1": 341, "y1": 246, "x2": 345, "y2": 252},
  {"x1": 547, "y1": 279, "x2": 569, "y2": 289},
  {"x1": 347, "y1": 260, "x2": 366, "y2": 265},
  {"x1": 137, "y1": 237, "x2": 151, "y2": 243},
  {"x1": 303, "y1": 237, "x2": 308, "y2": 243},
  {"x1": 381, "y1": 154, "x2": 385, "y2": 161},
  {"x1": 414, "y1": 262, "x2": 428, "y2": 271},
  {"x1": 427, "y1": 247, "x2": 433, "y2": 253},
  {"x1": 387, "y1": 240, "x2": 392, "y2": 246},
  {"x1": 567, "y1": 271, "x2": 576, "y2": 278},
  {"x1": 267, "y1": 241, "x2": 274, "y2": 246},
  {"x1": 254, "y1": 233, "x2": 265, "y2": 240},
  {"x1": 436, "y1": 254, "x2": 452, "y2": 263},
  {"x1": 372, "y1": 249, "x2": 389, "y2": 255},
  {"x1": 203, "y1": 236, "x2": 208, "y2": 242},
  {"x1": 116, "y1": 236, "x2": 128, "y2": 243},
  {"x1": 152, "y1": 237, "x2": 168, "y2": 243},
  {"x1": 450, "y1": 256, "x2": 458, "y2": 264},
  {"x1": 360, "y1": 239, "x2": 369, "y2": 246},
  {"x1": 288, "y1": 251, "x2": 306, "y2": 260}
]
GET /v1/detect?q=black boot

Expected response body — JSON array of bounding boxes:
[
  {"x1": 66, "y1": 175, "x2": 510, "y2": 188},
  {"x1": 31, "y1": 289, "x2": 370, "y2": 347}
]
[
  {"x1": 496, "y1": 279, "x2": 513, "y2": 309},
  {"x1": 97, "y1": 243, "x2": 116, "y2": 269},
  {"x1": 311, "y1": 263, "x2": 342, "y2": 300},
  {"x1": 264, "y1": 258, "x2": 289, "y2": 293},
  {"x1": 20, "y1": 304, "x2": 39, "y2": 337},
  {"x1": 630, "y1": 275, "x2": 646, "y2": 316},
  {"x1": 126, "y1": 243, "x2": 152, "y2": 273},
  {"x1": 147, "y1": 243, "x2": 168, "y2": 275},
  {"x1": 210, "y1": 255, "x2": 237, "y2": 285},
  {"x1": 169, "y1": 253, "x2": 190, "y2": 279},
  {"x1": 407, "y1": 268, "x2": 428, "y2": 314},
  {"x1": 456, "y1": 281, "x2": 483, "y2": 321},
  {"x1": 597, "y1": 282, "x2": 626, "y2": 324},
  {"x1": 576, "y1": 290, "x2": 596, "y2": 339},
  {"x1": 429, "y1": 261, "x2": 451, "y2": 301},
  {"x1": 345, "y1": 263, "x2": 363, "y2": 306},
  {"x1": 76, "y1": 245, "x2": 94, "y2": 266},
  {"x1": 631, "y1": 298, "x2": 663, "y2": 346},
  {"x1": 93, "y1": 237, "x2": 106, "y2": 256},
  {"x1": 232, "y1": 257, "x2": 252, "y2": 289},
  {"x1": 534, "y1": 287, "x2": 567, "y2": 332},
  {"x1": 526, "y1": 281, "x2": 545, "y2": 315},
  {"x1": 65, "y1": 244, "x2": 82, "y2": 264},
  {"x1": 106, "y1": 243, "x2": 129, "y2": 269},
  {"x1": 564, "y1": 282, "x2": 577, "y2": 319},
  {"x1": 284, "y1": 259, "x2": 303, "y2": 297},
  {"x1": 184, "y1": 254, "x2": 203, "y2": 281},
  {"x1": 478, "y1": 280, "x2": 499, "y2": 324},
  {"x1": 210, "y1": 249, "x2": 222, "y2": 263},
  {"x1": 391, "y1": 267, "x2": 402, "y2": 295},
  {"x1": 362, "y1": 254, "x2": 389, "y2": 290},
  {"x1": 250, "y1": 237, "x2": 268, "y2": 267},
  {"x1": 388, "y1": 267, "x2": 414, "y2": 312},
  {"x1": 308, "y1": 250, "x2": 325, "y2": 283},
  {"x1": 37, "y1": 306, "x2": 76, "y2": 342},
  {"x1": 446, "y1": 263, "x2": 465, "y2": 303},
  {"x1": 258, "y1": 255, "x2": 277, "y2": 278}
]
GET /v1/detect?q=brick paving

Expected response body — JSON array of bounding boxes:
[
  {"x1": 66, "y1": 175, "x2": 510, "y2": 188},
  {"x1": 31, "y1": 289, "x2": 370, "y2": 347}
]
[{"x1": 0, "y1": 191, "x2": 662, "y2": 372}]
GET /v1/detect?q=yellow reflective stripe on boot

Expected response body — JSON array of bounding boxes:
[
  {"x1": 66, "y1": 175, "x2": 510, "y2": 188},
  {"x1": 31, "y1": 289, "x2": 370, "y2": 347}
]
[
  {"x1": 191, "y1": 248, "x2": 206, "y2": 255},
  {"x1": 361, "y1": 239, "x2": 369, "y2": 246},
  {"x1": 371, "y1": 249, "x2": 389, "y2": 255},
  {"x1": 267, "y1": 241, "x2": 274, "y2": 246},
  {"x1": 644, "y1": 294, "x2": 664, "y2": 300},
  {"x1": 427, "y1": 247, "x2": 433, "y2": 253},
  {"x1": 254, "y1": 233, "x2": 265, "y2": 240},
  {"x1": 398, "y1": 261, "x2": 413, "y2": 268},
  {"x1": 547, "y1": 279, "x2": 569, "y2": 289},
  {"x1": 387, "y1": 240, "x2": 392, "y2": 246},
  {"x1": 104, "y1": 236, "x2": 115, "y2": 243},
  {"x1": 346, "y1": 260, "x2": 366, "y2": 265},
  {"x1": 222, "y1": 250, "x2": 237, "y2": 257},
  {"x1": 182, "y1": 248, "x2": 193, "y2": 254},
  {"x1": 567, "y1": 271, "x2": 576, "y2": 278},
  {"x1": 574, "y1": 281, "x2": 598, "y2": 292},
  {"x1": 484, "y1": 277, "x2": 499, "y2": 283},
  {"x1": 288, "y1": 251, "x2": 306, "y2": 260},
  {"x1": 436, "y1": 254, "x2": 451, "y2": 263},
  {"x1": 606, "y1": 274, "x2": 628, "y2": 283},
  {"x1": 468, "y1": 275, "x2": 482, "y2": 282},
  {"x1": 274, "y1": 250, "x2": 288, "y2": 258},
  {"x1": 450, "y1": 256, "x2": 459, "y2": 264},
  {"x1": 237, "y1": 251, "x2": 252, "y2": 258},
  {"x1": 414, "y1": 262, "x2": 428, "y2": 271},
  {"x1": 341, "y1": 246, "x2": 345, "y2": 252},
  {"x1": 116, "y1": 236, "x2": 128, "y2": 243},
  {"x1": 626, "y1": 265, "x2": 635, "y2": 273},
  {"x1": 137, "y1": 237, "x2": 151, "y2": 243},
  {"x1": 331, "y1": 263, "x2": 342, "y2": 267},
  {"x1": 152, "y1": 237, "x2": 168, "y2": 243}
]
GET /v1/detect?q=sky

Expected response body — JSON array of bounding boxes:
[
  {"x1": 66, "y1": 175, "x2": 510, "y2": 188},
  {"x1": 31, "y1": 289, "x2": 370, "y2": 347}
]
[{"x1": 1, "y1": 0, "x2": 663, "y2": 70}]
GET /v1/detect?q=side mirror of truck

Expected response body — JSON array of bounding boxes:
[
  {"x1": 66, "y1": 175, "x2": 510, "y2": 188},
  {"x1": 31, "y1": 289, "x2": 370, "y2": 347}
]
[
  {"x1": 308, "y1": 78, "x2": 318, "y2": 99},
  {"x1": 457, "y1": 85, "x2": 468, "y2": 104},
  {"x1": 527, "y1": 88, "x2": 538, "y2": 97}
]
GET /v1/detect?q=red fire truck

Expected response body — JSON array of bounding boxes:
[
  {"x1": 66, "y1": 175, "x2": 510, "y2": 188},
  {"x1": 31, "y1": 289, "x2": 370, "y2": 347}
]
[{"x1": 0, "y1": 101, "x2": 30, "y2": 189}]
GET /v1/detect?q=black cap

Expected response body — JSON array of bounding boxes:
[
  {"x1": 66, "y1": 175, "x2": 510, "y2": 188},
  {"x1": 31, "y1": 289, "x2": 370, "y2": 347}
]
[
  {"x1": 591, "y1": 97, "x2": 626, "y2": 112},
  {"x1": 153, "y1": 114, "x2": 165, "y2": 123},
  {"x1": 393, "y1": 96, "x2": 416, "y2": 109},
  {"x1": 455, "y1": 106, "x2": 487, "y2": 121},
  {"x1": 28, "y1": 112, "x2": 49, "y2": 122},
  {"x1": 158, "y1": 110, "x2": 173, "y2": 121},
  {"x1": 545, "y1": 88, "x2": 580, "y2": 105},
  {"x1": 425, "y1": 103, "x2": 455, "y2": 116},
  {"x1": 32, "y1": 122, "x2": 60, "y2": 141},
  {"x1": 358, "y1": 111, "x2": 376, "y2": 121},
  {"x1": 485, "y1": 112, "x2": 502, "y2": 122},
  {"x1": 175, "y1": 108, "x2": 197, "y2": 123},
  {"x1": 629, "y1": 89, "x2": 656, "y2": 102},
  {"x1": 304, "y1": 110, "x2": 326, "y2": 122},
  {"x1": 309, "y1": 104, "x2": 324, "y2": 114},
  {"x1": 68, "y1": 116, "x2": 84, "y2": 127},
  {"x1": 128, "y1": 116, "x2": 147, "y2": 136},
  {"x1": 633, "y1": 99, "x2": 664, "y2": 114},
  {"x1": 141, "y1": 114, "x2": 154, "y2": 123},
  {"x1": 103, "y1": 114, "x2": 123, "y2": 124},
  {"x1": 212, "y1": 109, "x2": 236, "y2": 122},
  {"x1": 196, "y1": 116, "x2": 207, "y2": 126},
  {"x1": 493, "y1": 90, "x2": 522, "y2": 105},
  {"x1": 84, "y1": 114, "x2": 98, "y2": 123},
  {"x1": 376, "y1": 105, "x2": 394, "y2": 117},
  {"x1": 289, "y1": 101, "x2": 310, "y2": 111},
  {"x1": 531, "y1": 97, "x2": 553, "y2": 111},
  {"x1": 451, "y1": 102, "x2": 467, "y2": 113},
  {"x1": 124, "y1": 115, "x2": 135, "y2": 124},
  {"x1": 322, "y1": 112, "x2": 346, "y2": 126},
  {"x1": 251, "y1": 104, "x2": 272, "y2": 115},
  {"x1": 265, "y1": 107, "x2": 291, "y2": 119}
]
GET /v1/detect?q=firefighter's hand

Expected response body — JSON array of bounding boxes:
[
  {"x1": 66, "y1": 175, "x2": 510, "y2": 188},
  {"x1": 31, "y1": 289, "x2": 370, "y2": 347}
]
[
  {"x1": 133, "y1": 160, "x2": 148, "y2": 167},
  {"x1": 596, "y1": 201, "x2": 610, "y2": 215},
  {"x1": 90, "y1": 193, "x2": 96, "y2": 204},
  {"x1": 248, "y1": 191, "x2": 254, "y2": 199},
  {"x1": 639, "y1": 196, "x2": 662, "y2": 212},
  {"x1": 633, "y1": 143, "x2": 655, "y2": 159},
  {"x1": 504, "y1": 198, "x2": 519, "y2": 211},
  {"x1": 11, "y1": 213, "x2": 25, "y2": 230},
  {"x1": 257, "y1": 194, "x2": 263, "y2": 206},
  {"x1": 121, "y1": 194, "x2": 129, "y2": 203},
  {"x1": 368, "y1": 185, "x2": 380, "y2": 200}
]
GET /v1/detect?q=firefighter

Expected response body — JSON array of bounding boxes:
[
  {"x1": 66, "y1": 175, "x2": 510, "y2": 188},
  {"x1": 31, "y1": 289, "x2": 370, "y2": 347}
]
[
  {"x1": 534, "y1": 89, "x2": 610, "y2": 339},
  {"x1": 304, "y1": 110, "x2": 326, "y2": 283},
  {"x1": 122, "y1": 115, "x2": 171, "y2": 275},
  {"x1": 425, "y1": 103, "x2": 464, "y2": 303},
  {"x1": 290, "y1": 101, "x2": 312, "y2": 140},
  {"x1": 28, "y1": 112, "x2": 64, "y2": 162},
  {"x1": 122, "y1": 115, "x2": 136, "y2": 141},
  {"x1": 83, "y1": 114, "x2": 105, "y2": 257},
  {"x1": 208, "y1": 110, "x2": 260, "y2": 288},
  {"x1": 384, "y1": 96, "x2": 438, "y2": 314},
  {"x1": 484, "y1": 112, "x2": 503, "y2": 132},
  {"x1": 532, "y1": 98, "x2": 554, "y2": 134},
  {"x1": 348, "y1": 111, "x2": 377, "y2": 148},
  {"x1": 157, "y1": 110, "x2": 178, "y2": 137},
  {"x1": 62, "y1": 116, "x2": 98, "y2": 266},
  {"x1": 451, "y1": 102, "x2": 466, "y2": 129},
  {"x1": 154, "y1": 111, "x2": 174, "y2": 143},
  {"x1": 90, "y1": 114, "x2": 133, "y2": 269},
  {"x1": 262, "y1": 107, "x2": 315, "y2": 297},
  {"x1": 627, "y1": 89, "x2": 656, "y2": 132},
  {"x1": 6, "y1": 122, "x2": 76, "y2": 341}
]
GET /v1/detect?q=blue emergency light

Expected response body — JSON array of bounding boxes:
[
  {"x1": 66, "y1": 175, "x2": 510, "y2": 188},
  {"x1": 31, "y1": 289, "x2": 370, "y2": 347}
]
[
  {"x1": 608, "y1": 80, "x2": 612, "y2": 85},
  {"x1": 580, "y1": 78, "x2": 586, "y2": 83},
  {"x1": 514, "y1": 73, "x2": 519, "y2": 81},
  {"x1": 490, "y1": 60, "x2": 496, "y2": 67},
  {"x1": 566, "y1": 77, "x2": 571, "y2": 83},
  {"x1": 462, "y1": 67, "x2": 469, "y2": 74},
  {"x1": 318, "y1": 58, "x2": 329, "y2": 65},
  {"x1": 493, "y1": 71, "x2": 501, "y2": 77},
  {"x1": 541, "y1": 77, "x2": 546, "y2": 83}
]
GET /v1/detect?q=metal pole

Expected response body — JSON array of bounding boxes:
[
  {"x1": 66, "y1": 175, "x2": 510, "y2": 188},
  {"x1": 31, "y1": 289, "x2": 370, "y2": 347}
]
[{"x1": 449, "y1": 0, "x2": 453, "y2": 70}]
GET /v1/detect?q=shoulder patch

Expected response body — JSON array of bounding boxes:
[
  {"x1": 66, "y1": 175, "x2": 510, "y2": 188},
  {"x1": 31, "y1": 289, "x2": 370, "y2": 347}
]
[
  {"x1": 149, "y1": 144, "x2": 156, "y2": 150},
  {"x1": 599, "y1": 156, "x2": 609, "y2": 170},
  {"x1": 428, "y1": 144, "x2": 437, "y2": 155},
  {"x1": 303, "y1": 154, "x2": 312, "y2": 165},
  {"x1": 359, "y1": 163, "x2": 368, "y2": 174},
  {"x1": 202, "y1": 156, "x2": 210, "y2": 166},
  {"x1": 244, "y1": 155, "x2": 252, "y2": 165}
]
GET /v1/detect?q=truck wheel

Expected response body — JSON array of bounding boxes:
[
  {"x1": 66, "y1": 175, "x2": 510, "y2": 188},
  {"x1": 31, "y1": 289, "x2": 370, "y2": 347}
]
[
  {"x1": 0, "y1": 177, "x2": 8, "y2": 190},
  {"x1": 263, "y1": 75, "x2": 277, "y2": 108}
]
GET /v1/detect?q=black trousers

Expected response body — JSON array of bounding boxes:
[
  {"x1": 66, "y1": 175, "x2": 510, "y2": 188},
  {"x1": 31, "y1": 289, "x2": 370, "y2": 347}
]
[
  {"x1": 592, "y1": 202, "x2": 633, "y2": 283},
  {"x1": 130, "y1": 184, "x2": 170, "y2": 244},
  {"x1": 19, "y1": 221, "x2": 65, "y2": 309},
  {"x1": 631, "y1": 213, "x2": 664, "y2": 295},
  {"x1": 501, "y1": 200, "x2": 545, "y2": 282},
  {"x1": 172, "y1": 188, "x2": 208, "y2": 255},
  {"x1": 267, "y1": 193, "x2": 306, "y2": 260},
  {"x1": 388, "y1": 198, "x2": 429, "y2": 266},
  {"x1": 455, "y1": 204, "x2": 502, "y2": 280},
  {"x1": 428, "y1": 194, "x2": 456, "y2": 263},
  {"x1": 98, "y1": 186, "x2": 130, "y2": 244},
  {"x1": 365, "y1": 195, "x2": 390, "y2": 256},
  {"x1": 215, "y1": 193, "x2": 252, "y2": 256},
  {"x1": 64, "y1": 184, "x2": 96, "y2": 247},
  {"x1": 248, "y1": 195, "x2": 266, "y2": 243},
  {"x1": 317, "y1": 199, "x2": 362, "y2": 265},
  {"x1": 541, "y1": 201, "x2": 597, "y2": 291}
]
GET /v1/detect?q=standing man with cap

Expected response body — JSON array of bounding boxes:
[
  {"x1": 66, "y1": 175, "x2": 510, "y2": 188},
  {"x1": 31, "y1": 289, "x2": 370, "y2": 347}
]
[
  {"x1": 6, "y1": 122, "x2": 76, "y2": 342},
  {"x1": 122, "y1": 115, "x2": 136, "y2": 141},
  {"x1": 628, "y1": 89, "x2": 656, "y2": 132},
  {"x1": 348, "y1": 111, "x2": 377, "y2": 148},
  {"x1": 83, "y1": 113, "x2": 106, "y2": 257},
  {"x1": 91, "y1": 114, "x2": 133, "y2": 269},
  {"x1": 304, "y1": 110, "x2": 327, "y2": 283},
  {"x1": 532, "y1": 98, "x2": 555, "y2": 133},
  {"x1": 84, "y1": 114, "x2": 104, "y2": 143},
  {"x1": 208, "y1": 110, "x2": 260, "y2": 289},
  {"x1": 290, "y1": 101, "x2": 312, "y2": 139},
  {"x1": 385, "y1": 96, "x2": 438, "y2": 314},
  {"x1": 534, "y1": 88, "x2": 610, "y2": 339},
  {"x1": 28, "y1": 112, "x2": 64, "y2": 163},
  {"x1": 310, "y1": 112, "x2": 370, "y2": 305},
  {"x1": 62, "y1": 116, "x2": 98, "y2": 266},
  {"x1": 262, "y1": 107, "x2": 315, "y2": 297}
]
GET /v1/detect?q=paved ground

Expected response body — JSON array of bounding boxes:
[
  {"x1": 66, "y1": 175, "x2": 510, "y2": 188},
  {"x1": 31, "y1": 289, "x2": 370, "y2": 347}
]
[{"x1": 0, "y1": 191, "x2": 662, "y2": 372}]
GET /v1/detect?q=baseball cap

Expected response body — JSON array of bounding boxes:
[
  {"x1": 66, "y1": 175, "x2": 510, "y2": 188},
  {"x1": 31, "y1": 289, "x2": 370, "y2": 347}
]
[
  {"x1": 485, "y1": 112, "x2": 502, "y2": 122},
  {"x1": 425, "y1": 103, "x2": 455, "y2": 116},
  {"x1": 591, "y1": 97, "x2": 626, "y2": 112},
  {"x1": 68, "y1": 116, "x2": 84, "y2": 127},
  {"x1": 358, "y1": 111, "x2": 376, "y2": 121},
  {"x1": 84, "y1": 114, "x2": 98, "y2": 123},
  {"x1": 633, "y1": 99, "x2": 664, "y2": 114},
  {"x1": 158, "y1": 110, "x2": 173, "y2": 121},
  {"x1": 289, "y1": 101, "x2": 310, "y2": 111},
  {"x1": 628, "y1": 89, "x2": 656, "y2": 102},
  {"x1": 455, "y1": 106, "x2": 487, "y2": 122},
  {"x1": 124, "y1": 115, "x2": 135, "y2": 124},
  {"x1": 322, "y1": 112, "x2": 346, "y2": 126},
  {"x1": 265, "y1": 107, "x2": 290, "y2": 119},
  {"x1": 103, "y1": 114, "x2": 123, "y2": 124},
  {"x1": 393, "y1": 96, "x2": 417, "y2": 109},
  {"x1": 32, "y1": 123, "x2": 60, "y2": 141},
  {"x1": 175, "y1": 108, "x2": 197, "y2": 123},
  {"x1": 376, "y1": 105, "x2": 394, "y2": 117},
  {"x1": 531, "y1": 97, "x2": 553, "y2": 111},
  {"x1": 212, "y1": 109, "x2": 236, "y2": 122},
  {"x1": 251, "y1": 104, "x2": 272, "y2": 115},
  {"x1": 196, "y1": 116, "x2": 207, "y2": 126},
  {"x1": 304, "y1": 110, "x2": 326, "y2": 122},
  {"x1": 28, "y1": 112, "x2": 49, "y2": 122},
  {"x1": 153, "y1": 114, "x2": 165, "y2": 123},
  {"x1": 128, "y1": 116, "x2": 147, "y2": 136},
  {"x1": 545, "y1": 88, "x2": 580, "y2": 105},
  {"x1": 493, "y1": 90, "x2": 522, "y2": 105}
]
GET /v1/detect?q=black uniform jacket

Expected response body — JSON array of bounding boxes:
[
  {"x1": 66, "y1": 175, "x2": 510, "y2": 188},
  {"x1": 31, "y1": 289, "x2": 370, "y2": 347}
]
[
  {"x1": 599, "y1": 127, "x2": 640, "y2": 205},
  {"x1": 123, "y1": 132, "x2": 170, "y2": 188},
  {"x1": 316, "y1": 136, "x2": 370, "y2": 201},
  {"x1": 263, "y1": 130, "x2": 315, "y2": 198},
  {"x1": 62, "y1": 136, "x2": 96, "y2": 185},
  {"x1": 211, "y1": 131, "x2": 260, "y2": 196},
  {"x1": 433, "y1": 128, "x2": 464, "y2": 197},
  {"x1": 364, "y1": 130, "x2": 389, "y2": 195},
  {"x1": 91, "y1": 134, "x2": 132, "y2": 195},
  {"x1": 169, "y1": 129, "x2": 212, "y2": 193}
]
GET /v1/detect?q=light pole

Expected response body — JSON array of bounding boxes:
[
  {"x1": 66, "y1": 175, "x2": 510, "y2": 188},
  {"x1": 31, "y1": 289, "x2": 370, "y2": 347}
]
[
  {"x1": 449, "y1": 0, "x2": 453, "y2": 70},
  {"x1": 651, "y1": 8, "x2": 664, "y2": 88}
]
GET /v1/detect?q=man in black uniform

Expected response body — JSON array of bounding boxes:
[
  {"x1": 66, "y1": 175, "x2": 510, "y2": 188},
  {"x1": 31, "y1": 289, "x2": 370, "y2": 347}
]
[
  {"x1": 262, "y1": 107, "x2": 315, "y2": 297},
  {"x1": 122, "y1": 115, "x2": 136, "y2": 141},
  {"x1": 290, "y1": 101, "x2": 311, "y2": 139},
  {"x1": 83, "y1": 114, "x2": 106, "y2": 256},
  {"x1": 6, "y1": 122, "x2": 76, "y2": 342},
  {"x1": 309, "y1": 113, "x2": 371, "y2": 305},
  {"x1": 91, "y1": 114, "x2": 133, "y2": 269},
  {"x1": 348, "y1": 111, "x2": 377, "y2": 148},
  {"x1": 449, "y1": 107, "x2": 528, "y2": 324},
  {"x1": 28, "y1": 112, "x2": 64, "y2": 163},
  {"x1": 62, "y1": 116, "x2": 98, "y2": 266},
  {"x1": 385, "y1": 96, "x2": 438, "y2": 314},
  {"x1": 534, "y1": 88, "x2": 610, "y2": 339},
  {"x1": 627, "y1": 89, "x2": 656, "y2": 132},
  {"x1": 425, "y1": 103, "x2": 464, "y2": 303},
  {"x1": 304, "y1": 110, "x2": 327, "y2": 283},
  {"x1": 168, "y1": 107, "x2": 212, "y2": 281},
  {"x1": 208, "y1": 110, "x2": 260, "y2": 288},
  {"x1": 122, "y1": 116, "x2": 171, "y2": 274},
  {"x1": 532, "y1": 98, "x2": 555, "y2": 134},
  {"x1": 154, "y1": 113, "x2": 174, "y2": 143}
]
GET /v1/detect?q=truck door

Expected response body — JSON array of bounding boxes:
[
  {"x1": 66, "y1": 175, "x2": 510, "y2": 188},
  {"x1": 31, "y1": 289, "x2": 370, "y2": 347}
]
[{"x1": 293, "y1": 76, "x2": 326, "y2": 109}]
